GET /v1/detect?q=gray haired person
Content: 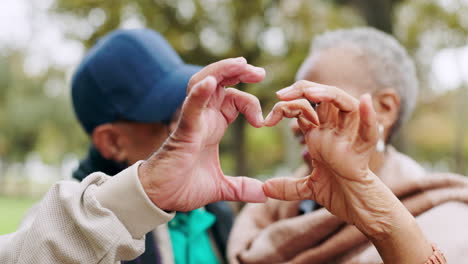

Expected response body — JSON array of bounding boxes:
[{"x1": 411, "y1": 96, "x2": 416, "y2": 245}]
[{"x1": 228, "y1": 27, "x2": 468, "y2": 264}]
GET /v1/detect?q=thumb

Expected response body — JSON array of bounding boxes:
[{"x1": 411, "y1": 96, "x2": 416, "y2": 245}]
[
  {"x1": 221, "y1": 176, "x2": 267, "y2": 203},
  {"x1": 262, "y1": 177, "x2": 313, "y2": 201},
  {"x1": 176, "y1": 76, "x2": 217, "y2": 133}
]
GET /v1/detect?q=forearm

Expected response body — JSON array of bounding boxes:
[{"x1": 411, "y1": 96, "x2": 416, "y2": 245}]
[
  {"x1": 341, "y1": 171, "x2": 435, "y2": 264},
  {"x1": 228, "y1": 203, "x2": 268, "y2": 261},
  {"x1": 353, "y1": 173, "x2": 433, "y2": 264},
  {"x1": 369, "y1": 206, "x2": 433, "y2": 264}
]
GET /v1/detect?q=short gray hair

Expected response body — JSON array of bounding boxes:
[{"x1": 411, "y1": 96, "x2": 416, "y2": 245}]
[{"x1": 309, "y1": 27, "x2": 418, "y2": 137}]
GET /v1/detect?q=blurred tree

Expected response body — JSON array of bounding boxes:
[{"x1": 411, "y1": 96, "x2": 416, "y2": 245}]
[
  {"x1": 394, "y1": 0, "x2": 468, "y2": 174},
  {"x1": 331, "y1": 0, "x2": 396, "y2": 33},
  {"x1": 1, "y1": 0, "x2": 466, "y2": 186},
  {"x1": 0, "y1": 52, "x2": 87, "y2": 164},
  {"x1": 0, "y1": 50, "x2": 88, "y2": 195},
  {"x1": 54, "y1": 0, "x2": 363, "y2": 176}
]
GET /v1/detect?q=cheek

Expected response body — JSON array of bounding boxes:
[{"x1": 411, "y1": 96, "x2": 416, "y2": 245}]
[
  {"x1": 125, "y1": 133, "x2": 168, "y2": 162},
  {"x1": 140, "y1": 132, "x2": 169, "y2": 153}
]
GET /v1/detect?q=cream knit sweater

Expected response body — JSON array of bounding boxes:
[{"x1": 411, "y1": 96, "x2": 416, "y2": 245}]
[{"x1": 0, "y1": 161, "x2": 174, "y2": 263}]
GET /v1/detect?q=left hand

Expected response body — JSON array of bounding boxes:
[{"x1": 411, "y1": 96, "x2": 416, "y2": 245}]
[{"x1": 262, "y1": 81, "x2": 404, "y2": 238}]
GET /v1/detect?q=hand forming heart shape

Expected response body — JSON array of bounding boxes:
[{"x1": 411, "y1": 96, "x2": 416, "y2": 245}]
[{"x1": 138, "y1": 57, "x2": 407, "y2": 241}]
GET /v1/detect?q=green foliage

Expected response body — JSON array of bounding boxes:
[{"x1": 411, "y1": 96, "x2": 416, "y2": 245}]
[
  {"x1": 0, "y1": 53, "x2": 88, "y2": 164},
  {"x1": 1, "y1": 0, "x2": 467, "y2": 178},
  {"x1": 54, "y1": 0, "x2": 364, "y2": 175}
]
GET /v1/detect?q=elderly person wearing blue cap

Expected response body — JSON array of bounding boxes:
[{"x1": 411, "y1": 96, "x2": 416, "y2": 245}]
[
  {"x1": 0, "y1": 45, "x2": 269, "y2": 262},
  {"x1": 70, "y1": 29, "x2": 242, "y2": 264}
]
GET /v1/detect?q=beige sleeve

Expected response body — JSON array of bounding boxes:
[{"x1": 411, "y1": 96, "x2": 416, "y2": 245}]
[{"x1": 0, "y1": 161, "x2": 174, "y2": 264}]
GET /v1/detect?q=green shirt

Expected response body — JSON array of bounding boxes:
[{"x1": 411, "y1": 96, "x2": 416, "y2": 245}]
[{"x1": 168, "y1": 208, "x2": 220, "y2": 264}]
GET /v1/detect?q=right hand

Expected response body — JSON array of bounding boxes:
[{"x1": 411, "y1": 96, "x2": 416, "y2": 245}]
[
  {"x1": 138, "y1": 57, "x2": 267, "y2": 212},
  {"x1": 262, "y1": 81, "x2": 406, "y2": 239}
]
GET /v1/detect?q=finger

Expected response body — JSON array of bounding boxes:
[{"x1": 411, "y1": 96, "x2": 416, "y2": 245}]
[
  {"x1": 221, "y1": 88, "x2": 264, "y2": 127},
  {"x1": 303, "y1": 86, "x2": 359, "y2": 113},
  {"x1": 358, "y1": 93, "x2": 379, "y2": 145},
  {"x1": 188, "y1": 57, "x2": 265, "y2": 92},
  {"x1": 188, "y1": 57, "x2": 246, "y2": 91},
  {"x1": 305, "y1": 86, "x2": 358, "y2": 131},
  {"x1": 219, "y1": 65, "x2": 265, "y2": 86},
  {"x1": 262, "y1": 177, "x2": 314, "y2": 201},
  {"x1": 275, "y1": 80, "x2": 328, "y2": 100},
  {"x1": 221, "y1": 176, "x2": 267, "y2": 203},
  {"x1": 264, "y1": 100, "x2": 319, "y2": 129},
  {"x1": 176, "y1": 76, "x2": 217, "y2": 132},
  {"x1": 337, "y1": 108, "x2": 359, "y2": 133},
  {"x1": 276, "y1": 81, "x2": 359, "y2": 113},
  {"x1": 238, "y1": 64, "x2": 266, "y2": 83},
  {"x1": 315, "y1": 102, "x2": 339, "y2": 129}
]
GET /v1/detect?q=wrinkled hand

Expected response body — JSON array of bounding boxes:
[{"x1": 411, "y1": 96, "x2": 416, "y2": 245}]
[
  {"x1": 262, "y1": 81, "x2": 404, "y2": 238},
  {"x1": 139, "y1": 57, "x2": 267, "y2": 212}
]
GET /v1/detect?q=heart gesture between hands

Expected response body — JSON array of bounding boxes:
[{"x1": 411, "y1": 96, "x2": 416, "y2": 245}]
[
  {"x1": 139, "y1": 57, "x2": 268, "y2": 212},
  {"x1": 138, "y1": 58, "x2": 401, "y2": 237},
  {"x1": 262, "y1": 80, "x2": 404, "y2": 237}
]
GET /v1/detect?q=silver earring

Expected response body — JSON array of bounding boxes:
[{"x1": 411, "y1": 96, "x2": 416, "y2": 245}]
[{"x1": 376, "y1": 124, "x2": 385, "y2": 153}]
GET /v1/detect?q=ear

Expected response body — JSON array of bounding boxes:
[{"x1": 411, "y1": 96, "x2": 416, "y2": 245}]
[
  {"x1": 92, "y1": 124, "x2": 128, "y2": 162},
  {"x1": 372, "y1": 88, "x2": 400, "y2": 140}
]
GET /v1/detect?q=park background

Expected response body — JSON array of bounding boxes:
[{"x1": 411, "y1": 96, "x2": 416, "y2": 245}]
[{"x1": 0, "y1": 0, "x2": 467, "y2": 234}]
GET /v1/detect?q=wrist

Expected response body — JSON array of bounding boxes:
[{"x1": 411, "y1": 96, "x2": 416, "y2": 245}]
[
  {"x1": 364, "y1": 202, "x2": 415, "y2": 242},
  {"x1": 138, "y1": 159, "x2": 171, "y2": 211},
  {"x1": 348, "y1": 172, "x2": 434, "y2": 263},
  {"x1": 96, "y1": 161, "x2": 175, "y2": 238},
  {"x1": 137, "y1": 136, "x2": 188, "y2": 212},
  {"x1": 348, "y1": 170, "x2": 410, "y2": 240},
  {"x1": 369, "y1": 212, "x2": 433, "y2": 264}
]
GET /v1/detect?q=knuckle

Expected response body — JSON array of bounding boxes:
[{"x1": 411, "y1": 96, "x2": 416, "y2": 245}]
[
  {"x1": 272, "y1": 104, "x2": 283, "y2": 113},
  {"x1": 245, "y1": 92, "x2": 260, "y2": 104},
  {"x1": 225, "y1": 87, "x2": 236, "y2": 94},
  {"x1": 328, "y1": 85, "x2": 339, "y2": 91},
  {"x1": 253, "y1": 95, "x2": 261, "y2": 105},
  {"x1": 296, "y1": 80, "x2": 309, "y2": 88},
  {"x1": 276, "y1": 101, "x2": 288, "y2": 109},
  {"x1": 276, "y1": 101, "x2": 285, "y2": 107},
  {"x1": 297, "y1": 98, "x2": 310, "y2": 106},
  {"x1": 187, "y1": 76, "x2": 197, "y2": 89}
]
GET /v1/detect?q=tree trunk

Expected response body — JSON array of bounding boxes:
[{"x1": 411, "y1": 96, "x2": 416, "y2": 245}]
[
  {"x1": 353, "y1": 0, "x2": 394, "y2": 33},
  {"x1": 454, "y1": 84, "x2": 467, "y2": 174},
  {"x1": 232, "y1": 117, "x2": 248, "y2": 176}
]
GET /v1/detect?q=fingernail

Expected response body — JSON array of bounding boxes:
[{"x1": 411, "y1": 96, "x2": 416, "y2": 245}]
[{"x1": 276, "y1": 86, "x2": 293, "y2": 96}]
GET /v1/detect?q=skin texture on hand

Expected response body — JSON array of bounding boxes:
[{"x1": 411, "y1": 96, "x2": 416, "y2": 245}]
[
  {"x1": 138, "y1": 57, "x2": 267, "y2": 212},
  {"x1": 263, "y1": 81, "x2": 393, "y2": 234},
  {"x1": 262, "y1": 81, "x2": 433, "y2": 263}
]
